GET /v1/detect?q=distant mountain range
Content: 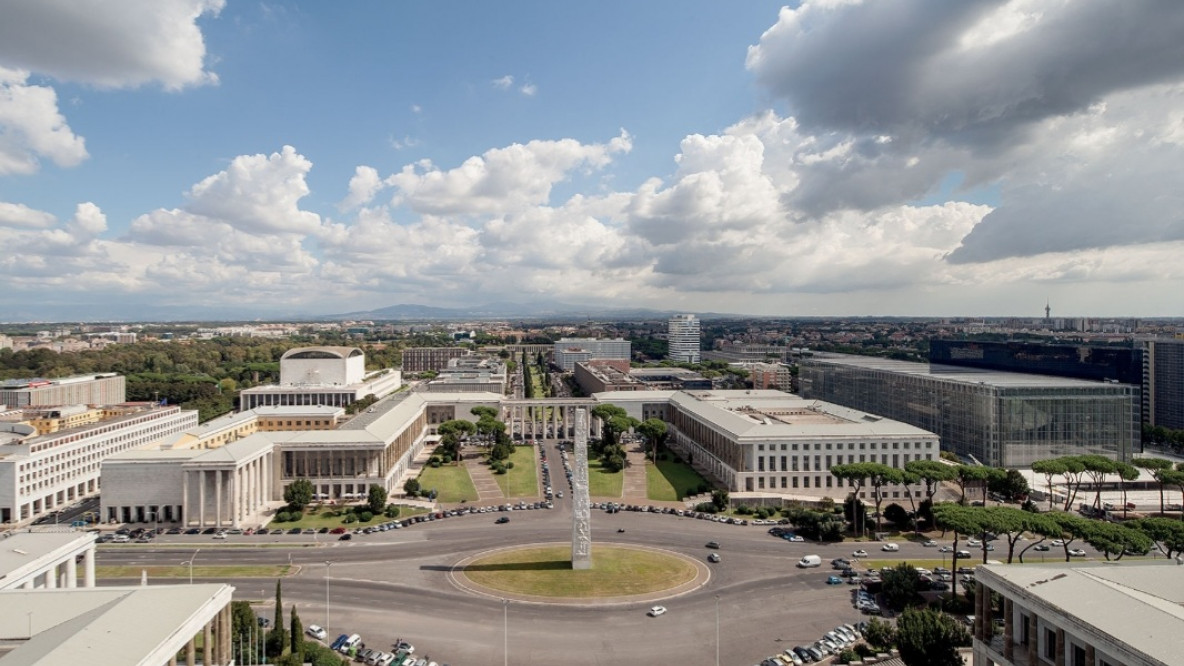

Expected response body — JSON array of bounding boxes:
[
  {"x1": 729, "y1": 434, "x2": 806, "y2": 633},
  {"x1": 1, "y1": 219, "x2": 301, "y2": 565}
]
[
  {"x1": 0, "y1": 300, "x2": 732, "y2": 324},
  {"x1": 325, "y1": 301, "x2": 701, "y2": 321}
]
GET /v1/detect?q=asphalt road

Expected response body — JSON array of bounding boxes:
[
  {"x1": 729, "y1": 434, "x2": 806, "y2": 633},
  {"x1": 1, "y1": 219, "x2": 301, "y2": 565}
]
[
  {"x1": 92, "y1": 440, "x2": 1093, "y2": 665},
  {"x1": 98, "y1": 502, "x2": 977, "y2": 666}
]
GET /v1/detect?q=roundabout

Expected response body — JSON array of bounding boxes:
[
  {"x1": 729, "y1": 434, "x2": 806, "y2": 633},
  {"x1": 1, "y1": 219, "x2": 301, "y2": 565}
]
[{"x1": 450, "y1": 542, "x2": 707, "y2": 603}]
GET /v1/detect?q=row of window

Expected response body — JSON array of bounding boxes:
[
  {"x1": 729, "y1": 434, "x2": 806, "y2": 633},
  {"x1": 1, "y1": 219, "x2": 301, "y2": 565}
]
[
  {"x1": 756, "y1": 452, "x2": 934, "y2": 472},
  {"x1": 756, "y1": 440, "x2": 934, "y2": 452}
]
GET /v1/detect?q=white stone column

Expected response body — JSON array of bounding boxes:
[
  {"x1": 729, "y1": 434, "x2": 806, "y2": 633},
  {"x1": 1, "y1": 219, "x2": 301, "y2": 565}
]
[
  {"x1": 214, "y1": 469, "x2": 223, "y2": 528},
  {"x1": 83, "y1": 549, "x2": 95, "y2": 587},
  {"x1": 45, "y1": 564, "x2": 57, "y2": 589},
  {"x1": 198, "y1": 471, "x2": 206, "y2": 527},
  {"x1": 66, "y1": 555, "x2": 77, "y2": 588},
  {"x1": 181, "y1": 470, "x2": 189, "y2": 526}
]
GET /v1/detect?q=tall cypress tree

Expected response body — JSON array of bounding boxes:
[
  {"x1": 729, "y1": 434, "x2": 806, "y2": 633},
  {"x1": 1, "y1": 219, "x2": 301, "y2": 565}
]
[
  {"x1": 273, "y1": 579, "x2": 283, "y2": 634},
  {"x1": 289, "y1": 604, "x2": 303, "y2": 662}
]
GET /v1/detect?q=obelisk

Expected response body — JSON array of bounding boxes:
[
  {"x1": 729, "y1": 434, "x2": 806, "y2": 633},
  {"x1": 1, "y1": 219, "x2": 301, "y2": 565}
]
[{"x1": 571, "y1": 408, "x2": 592, "y2": 570}]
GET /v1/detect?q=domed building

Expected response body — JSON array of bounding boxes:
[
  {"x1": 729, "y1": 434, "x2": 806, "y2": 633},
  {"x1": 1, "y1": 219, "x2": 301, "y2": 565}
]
[{"x1": 238, "y1": 346, "x2": 401, "y2": 410}]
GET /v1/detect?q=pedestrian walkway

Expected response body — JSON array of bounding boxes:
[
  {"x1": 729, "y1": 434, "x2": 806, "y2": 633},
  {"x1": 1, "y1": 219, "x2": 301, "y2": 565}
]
[
  {"x1": 622, "y1": 442, "x2": 649, "y2": 501},
  {"x1": 463, "y1": 449, "x2": 506, "y2": 503}
]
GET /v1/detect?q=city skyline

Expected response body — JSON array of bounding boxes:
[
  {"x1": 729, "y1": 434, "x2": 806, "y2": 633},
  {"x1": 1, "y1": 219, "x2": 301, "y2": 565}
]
[{"x1": 3, "y1": 2, "x2": 1184, "y2": 320}]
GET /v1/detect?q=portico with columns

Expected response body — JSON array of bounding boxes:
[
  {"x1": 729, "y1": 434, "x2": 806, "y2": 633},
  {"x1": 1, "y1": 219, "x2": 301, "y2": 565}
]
[
  {"x1": 181, "y1": 437, "x2": 275, "y2": 529},
  {"x1": 502, "y1": 399, "x2": 599, "y2": 440}
]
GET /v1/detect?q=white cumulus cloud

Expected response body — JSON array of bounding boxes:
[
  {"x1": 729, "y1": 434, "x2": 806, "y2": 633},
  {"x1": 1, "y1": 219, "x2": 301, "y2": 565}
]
[{"x1": 0, "y1": 0, "x2": 224, "y2": 90}]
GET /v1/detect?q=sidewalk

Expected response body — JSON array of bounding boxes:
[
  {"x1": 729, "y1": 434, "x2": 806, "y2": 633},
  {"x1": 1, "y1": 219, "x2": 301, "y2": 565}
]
[
  {"x1": 622, "y1": 442, "x2": 648, "y2": 501},
  {"x1": 463, "y1": 449, "x2": 506, "y2": 503}
]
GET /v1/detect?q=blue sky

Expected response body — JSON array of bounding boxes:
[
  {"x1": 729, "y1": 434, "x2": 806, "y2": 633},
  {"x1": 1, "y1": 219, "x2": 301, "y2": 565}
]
[{"x1": 2, "y1": 1, "x2": 1184, "y2": 320}]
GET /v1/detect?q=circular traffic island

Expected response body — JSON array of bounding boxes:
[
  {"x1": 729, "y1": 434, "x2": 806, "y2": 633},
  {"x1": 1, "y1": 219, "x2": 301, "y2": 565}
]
[{"x1": 452, "y1": 543, "x2": 706, "y2": 603}]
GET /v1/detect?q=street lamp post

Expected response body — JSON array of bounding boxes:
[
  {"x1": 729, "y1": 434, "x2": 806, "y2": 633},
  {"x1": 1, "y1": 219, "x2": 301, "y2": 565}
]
[
  {"x1": 325, "y1": 561, "x2": 333, "y2": 633},
  {"x1": 715, "y1": 594, "x2": 721, "y2": 666},
  {"x1": 183, "y1": 548, "x2": 200, "y2": 584},
  {"x1": 503, "y1": 599, "x2": 509, "y2": 666}
]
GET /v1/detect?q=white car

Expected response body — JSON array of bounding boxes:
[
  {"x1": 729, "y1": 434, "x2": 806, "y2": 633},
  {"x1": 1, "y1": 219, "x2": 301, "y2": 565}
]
[
  {"x1": 1068, "y1": 548, "x2": 1087, "y2": 557},
  {"x1": 922, "y1": 539, "x2": 937, "y2": 547},
  {"x1": 881, "y1": 543, "x2": 899, "y2": 552},
  {"x1": 306, "y1": 624, "x2": 327, "y2": 641},
  {"x1": 966, "y1": 538, "x2": 981, "y2": 547},
  {"x1": 648, "y1": 605, "x2": 667, "y2": 617},
  {"x1": 938, "y1": 545, "x2": 953, "y2": 553},
  {"x1": 852, "y1": 549, "x2": 869, "y2": 558}
]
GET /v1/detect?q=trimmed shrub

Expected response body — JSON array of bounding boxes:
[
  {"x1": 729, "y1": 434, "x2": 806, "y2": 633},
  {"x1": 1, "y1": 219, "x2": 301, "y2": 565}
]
[
  {"x1": 342, "y1": 514, "x2": 357, "y2": 524},
  {"x1": 358, "y1": 511, "x2": 373, "y2": 522},
  {"x1": 384, "y1": 504, "x2": 401, "y2": 518}
]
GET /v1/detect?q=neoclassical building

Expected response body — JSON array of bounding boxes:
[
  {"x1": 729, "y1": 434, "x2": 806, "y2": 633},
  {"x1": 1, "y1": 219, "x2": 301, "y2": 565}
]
[{"x1": 101, "y1": 388, "x2": 939, "y2": 527}]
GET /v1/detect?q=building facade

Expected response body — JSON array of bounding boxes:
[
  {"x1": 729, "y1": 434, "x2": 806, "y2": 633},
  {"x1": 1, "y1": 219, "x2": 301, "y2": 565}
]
[
  {"x1": 667, "y1": 314, "x2": 701, "y2": 363},
  {"x1": 1144, "y1": 338, "x2": 1184, "y2": 430},
  {"x1": 0, "y1": 404, "x2": 198, "y2": 525},
  {"x1": 799, "y1": 354, "x2": 1139, "y2": 468},
  {"x1": 602, "y1": 390, "x2": 939, "y2": 501},
  {"x1": 0, "y1": 374, "x2": 126, "y2": 409},
  {"x1": 552, "y1": 338, "x2": 631, "y2": 371},
  {"x1": 401, "y1": 346, "x2": 470, "y2": 373}
]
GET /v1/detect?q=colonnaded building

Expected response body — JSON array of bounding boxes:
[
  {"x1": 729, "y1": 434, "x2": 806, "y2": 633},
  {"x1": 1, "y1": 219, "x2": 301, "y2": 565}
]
[
  {"x1": 238, "y1": 346, "x2": 402, "y2": 410},
  {"x1": 101, "y1": 389, "x2": 939, "y2": 528}
]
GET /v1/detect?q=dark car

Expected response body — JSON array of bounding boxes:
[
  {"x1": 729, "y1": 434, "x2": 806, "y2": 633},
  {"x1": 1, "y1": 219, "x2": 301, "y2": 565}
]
[
  {"x1": 339, "y1": 533, "x2": 352, "y2": 541},
  {"x1": 287, "y1": 527, "x2": 301, "y2": 535},
  {"x1": 185, "y1": 528, "x2": 201, "y2": 535},
  {"x1": 705, "y1": 541, "x2": 720, "y2": 549},
  {"x1": 495, "y1": 516, "x2": 510, "y2": 524}
]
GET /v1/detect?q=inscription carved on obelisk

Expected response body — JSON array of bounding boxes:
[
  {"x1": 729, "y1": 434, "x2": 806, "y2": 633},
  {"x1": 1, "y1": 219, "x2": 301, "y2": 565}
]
[{"x1": 571, "y1": 408, "x2": 592, "y2": 570}]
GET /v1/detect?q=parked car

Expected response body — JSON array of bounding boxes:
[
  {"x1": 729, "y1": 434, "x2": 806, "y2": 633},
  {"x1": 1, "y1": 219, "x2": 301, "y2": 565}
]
[
  {"x1": 706, "y1": 541, "x2": 720, "y2": 549},
  {"x1": 826, "y1": 575, "x2": 843, "y2": 585}
]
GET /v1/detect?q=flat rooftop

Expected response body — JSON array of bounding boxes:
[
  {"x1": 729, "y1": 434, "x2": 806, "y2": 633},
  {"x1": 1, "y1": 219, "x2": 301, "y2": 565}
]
[
  {"x1": 980, "y1": 561, "x2": 1184, "y2": 666},
  {"x1": 0, "y1": 532, "x2": 94, "y2": 584},
  {"x1": 807, "y1": 353, "x2": 1138, "y2": 389}
]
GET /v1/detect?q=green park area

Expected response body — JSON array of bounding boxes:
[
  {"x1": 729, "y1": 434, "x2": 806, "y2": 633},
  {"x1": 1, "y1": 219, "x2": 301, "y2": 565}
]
[
  {"x1": 494, "y1": 445, "x2": 539, "y2": 497},
  {"x1": 646, "y1": 458, "x2": 708, "y2": 501},
  {"x1": 417, "y1": 461, "x2": 480, "y2": 504},
  {"x1": 587, "y1": 458, "x2": 624, "y2": 497},
  {"x1": 462, "y1": 545, "x2": 696, "y2": 598}
]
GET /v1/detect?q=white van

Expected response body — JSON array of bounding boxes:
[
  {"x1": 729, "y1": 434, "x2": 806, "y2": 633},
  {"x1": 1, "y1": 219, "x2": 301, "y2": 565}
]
[{"x1": 797, "y1": 554, "x2": 822, "y2": 568}]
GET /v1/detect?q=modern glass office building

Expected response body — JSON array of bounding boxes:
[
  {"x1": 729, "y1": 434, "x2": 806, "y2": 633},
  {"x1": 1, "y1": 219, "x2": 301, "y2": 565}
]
[{"x1": 799, "y1": 354, "x2": 1139, "y2": 468}]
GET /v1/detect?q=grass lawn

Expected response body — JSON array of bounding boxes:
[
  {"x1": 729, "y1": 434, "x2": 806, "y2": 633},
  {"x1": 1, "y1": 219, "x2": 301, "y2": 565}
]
[
  {"x1": 494, "y1": 445, "x2": 539, "y2": 498},
  {"x1": 96, "y1": 564, "x2": 293, "y2": 579},
  {"x1": 647, "y1": 458, "x2": 708, "y2": 501},
  {"x1": 279, "y1": 504, "x2": 429, "y2": 530},
  {"x1": 588, "y1": 458, "x2": 623, "y2": 498},
  {"x1": 463, "y1": 545, "x2": 696, "y2": 597},
  {"x1": 418, "y1": 462, "x2": 480, "y2": 503}
]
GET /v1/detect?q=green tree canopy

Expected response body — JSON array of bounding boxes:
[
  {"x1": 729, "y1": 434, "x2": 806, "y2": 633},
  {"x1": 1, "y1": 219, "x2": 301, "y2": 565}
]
[
  {"x1": 283, "y1": 479, "x2": 314, "y2": 511},
  {"x1": 367, "y1": 483, "x2": 388, "y2": 515},
  {"x1": 881, "y1": 562, "x2": 922, "y2": 610},
  {"x1": 895, "y1": 608, "x2": 971, "y2": 666},
  {"x1": 1133, "y1": 517, "x2": 1184, "y2": 559}
]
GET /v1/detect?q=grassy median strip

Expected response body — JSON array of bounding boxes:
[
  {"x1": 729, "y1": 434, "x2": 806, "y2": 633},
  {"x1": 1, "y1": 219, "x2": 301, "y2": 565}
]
[
  {"x1": 463, "y1": 545, "x2": 695, "y2": 597},
  {"x1": 647, "y1": 458, "x2": 707, "y2": 501},
  {"x1": 96, "y1": 564, "x2": 293, "y2": 579},
  {"x1": 588, "y1": 458, "x2": 623, "y2": 498},
  {"x1": 495, "y1": 445, "x2": 539, "y2": 498},
  {"x1": 418, "y1": 462, "x2": 480, "y2": 503}
]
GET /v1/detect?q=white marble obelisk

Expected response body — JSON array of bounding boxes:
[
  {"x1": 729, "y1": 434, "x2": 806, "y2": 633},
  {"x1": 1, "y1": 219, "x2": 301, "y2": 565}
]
[{"x1": 571, "y1": 408, "x2": 592, "y2": 570}]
